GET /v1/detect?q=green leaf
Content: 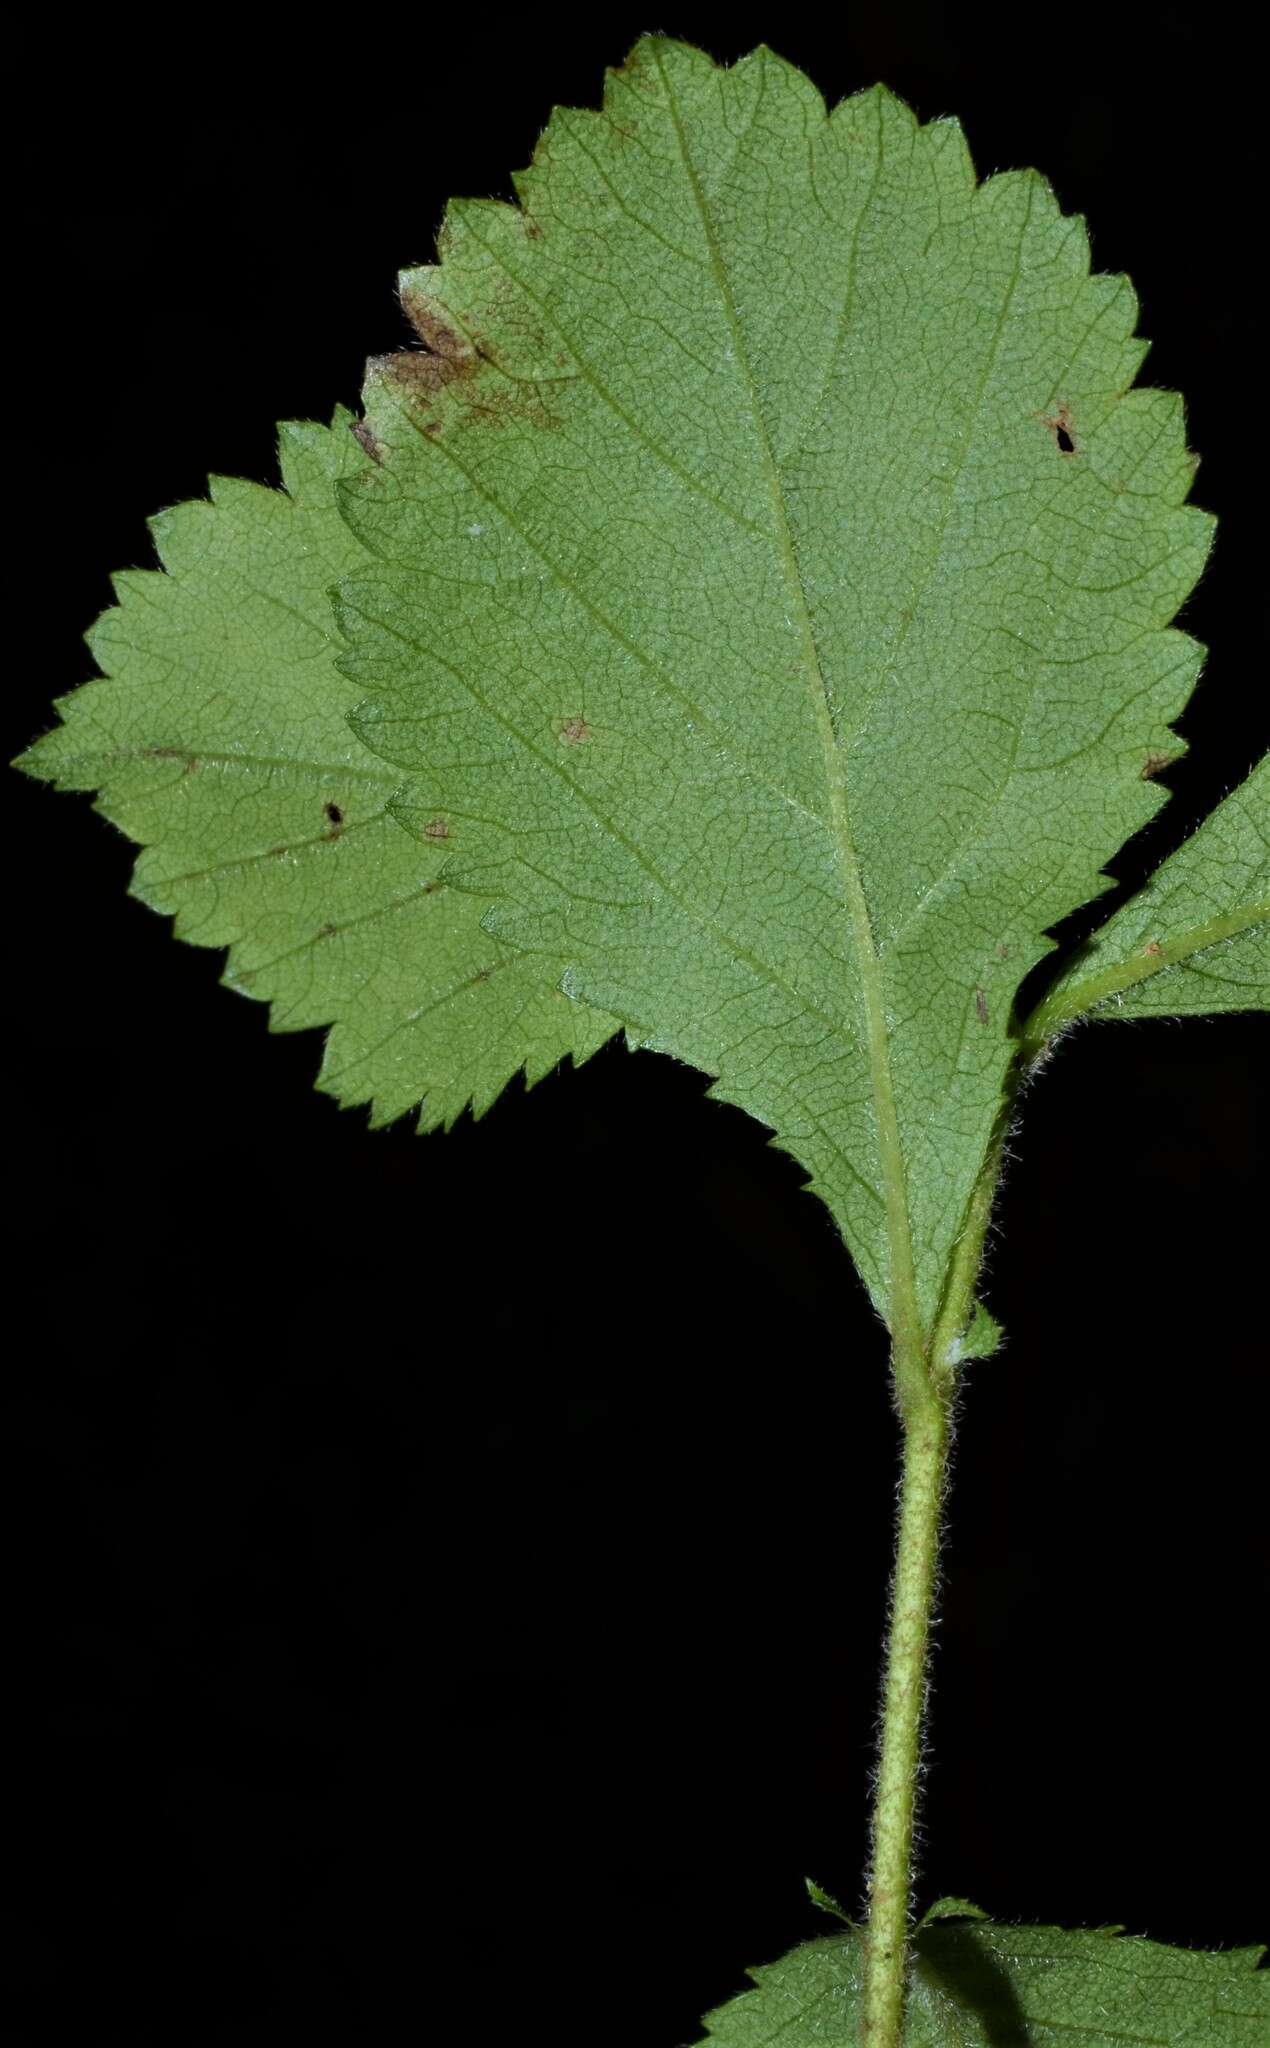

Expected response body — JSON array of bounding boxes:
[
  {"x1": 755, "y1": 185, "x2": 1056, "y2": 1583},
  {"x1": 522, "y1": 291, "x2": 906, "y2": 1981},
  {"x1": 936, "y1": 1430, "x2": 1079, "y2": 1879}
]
[
  {"x1": 1026, "y1": 758, "x2": 1269, "y2": 1043},
  {"x1": 695, "y1": 1922, "x2": 1268, "y2": 2044},
  {"x1": 333, "y1": 35, "x2": 1221, "y2": 1326},
  {"x1": 18, "y1": 413, "x2": 615, "y2": 1125},
  {"x1": 21, "y1": 37, "x2": 1264, "y2": 1333},
  {"x1": 946, "y1": 1303, "x2": 1003, "y2": 1366},
  {"x1": 805, "y1": 1877, "x2": 853, "y2": 1924},
  {"x1": 918, "y1": 1898, "x2": 990, "y2": 1926}
]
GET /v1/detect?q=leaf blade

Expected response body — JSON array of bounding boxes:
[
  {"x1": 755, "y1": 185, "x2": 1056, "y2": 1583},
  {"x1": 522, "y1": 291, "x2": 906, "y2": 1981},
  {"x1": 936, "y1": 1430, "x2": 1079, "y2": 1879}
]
[
  {"x1": 1025, "y1": 758, "x2": 1270, "y2": 1042},
  {"x1": 338, "y1": 37, "x2": 1214, "y2": 1323},
  {"x1": 17, "y1": 413, "x2": 616, "y2": 1128},
  {"x1": 695, "y1": 1923, "x2": 1269, "y2": 2045}
]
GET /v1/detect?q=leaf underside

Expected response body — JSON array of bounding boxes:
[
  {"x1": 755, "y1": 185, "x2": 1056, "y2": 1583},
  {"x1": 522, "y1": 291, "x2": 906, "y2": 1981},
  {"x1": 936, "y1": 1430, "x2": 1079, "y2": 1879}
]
[
  {"x1": 696, "y1": 1919, "x2": 1268, "y2": 2045},
  {"x1": 20, "y1": 35, "x2": 1267, "y2": 1326},
  {"x1": 21, "y1": 418, "x2": 615, "y2": 1132}
]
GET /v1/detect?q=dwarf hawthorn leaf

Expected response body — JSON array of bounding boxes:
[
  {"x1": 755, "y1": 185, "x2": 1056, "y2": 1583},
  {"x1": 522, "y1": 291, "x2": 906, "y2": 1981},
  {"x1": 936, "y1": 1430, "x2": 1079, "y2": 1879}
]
[
  {"x1": 695, "y1": 1922, "x2": 1268, "y2": 2044},
  {"x1": 17, "y1": 413, "x2": 615, "y2": 1126},
  {"x1": 947, "y1": 1302, "x2": 1004, "y2": 1366},
  {"x1": 918, "y1": 1897, "x2": 990, "y2": 1925},
  {"x1": 335, "y1": 35, "x2": 1215, "y2": 1325},
  {"x1": 805, "y1": 1878, "x2": 853, "y2": 1924},
  {"x1": 1028, "y1": 757, "x2": 1269, "y2": 1038}
]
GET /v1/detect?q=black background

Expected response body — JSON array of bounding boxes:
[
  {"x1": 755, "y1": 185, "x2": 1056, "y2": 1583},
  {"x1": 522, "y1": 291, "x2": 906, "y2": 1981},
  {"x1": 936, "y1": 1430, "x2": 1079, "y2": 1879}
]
[{"x1": 9, "y1": 4, "x2": 1266, "y2": 2041}]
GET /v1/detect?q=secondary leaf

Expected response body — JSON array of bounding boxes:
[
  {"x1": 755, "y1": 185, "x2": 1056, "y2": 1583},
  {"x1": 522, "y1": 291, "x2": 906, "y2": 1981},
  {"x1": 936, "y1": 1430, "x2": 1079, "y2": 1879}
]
[
  {"x1": 1026, "y1": 757, "x2": 1269, "y2": 1041},
  {"x1": 334, "y1": 35, "x2": 1222, "y2": 1328},
  {"x1": 695, "y1": 1920, "x2": 1268, "y2": 2044},
  {"x1": 18, "y1": 414, "x2": 614, "y2": 1126}
]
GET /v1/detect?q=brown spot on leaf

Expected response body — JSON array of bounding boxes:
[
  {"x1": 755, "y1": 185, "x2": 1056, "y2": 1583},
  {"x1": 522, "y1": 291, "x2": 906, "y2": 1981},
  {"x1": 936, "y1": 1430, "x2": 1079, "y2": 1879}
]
[
  {"x1": 371, "y1": 283, "x2": 561, "y2": 435},
  {"x1": 1041, "y1": 402, "x2": 1077, "y2": 455},
  {"x1": 560, "y1": 716, "x2": 593, "y2": 745},
  {"x1": 400, "y1": 291, "x2": 474, "y2": 364},
  {"x1": 1140, "y1": 750, "x2": 1175, "y2": 781},
  {"x1": 523, "y1": 217, "x2": 544, "y2": 241},
  {"x1": 146, "y1": 745, "x2": 198, "y2": 775},
  {"x1": 324, "y1": 802, "x2": 344, "y2": 837},
  {"x1": 423, "y1": 818, "x2": 450, "y2": 841},
  {"x1": 318, "y1": 922, "x2": 338, "y2": 939},
  {"x1": 1143, "y1": 939, "x2": 1163, "y2": 957},
  {"x1": 995, "y1": 941, "x2": 1009, "y2": 959},
  {"x1": 975, "y1": 987, "x2": 989, "y2": 1026},
  {"x1": 368, "y1": 291, "x2": 481, "y2": 427},
  {"x1": 350, "y1": 420, "x2": 383, "y2": 464}
]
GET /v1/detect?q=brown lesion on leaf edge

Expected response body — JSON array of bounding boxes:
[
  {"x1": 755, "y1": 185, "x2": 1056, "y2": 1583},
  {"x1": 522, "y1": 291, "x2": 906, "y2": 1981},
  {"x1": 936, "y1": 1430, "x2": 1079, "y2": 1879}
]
[
  {"x1": 1140, "y1": 750, "x2": 1177, "y2": 781},
  {"x1": 369, "y1": 282, "x2": 562, "y2": 437}
]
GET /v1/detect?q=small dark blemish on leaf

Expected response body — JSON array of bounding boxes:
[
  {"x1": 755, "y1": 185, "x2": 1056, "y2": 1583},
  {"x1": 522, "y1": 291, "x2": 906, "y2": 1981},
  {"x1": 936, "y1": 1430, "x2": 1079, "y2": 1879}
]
[
  {"x1": 473, "y1": 967, "x2": 491, "y2": 983},
  {"x1": 1042, "y1": 402, "x2": 1077, "y2": 455},
  {"x1": 324, "y1": 802, "x2": 344, "y2": 837},
  {"x1": 1140, "y1": 750, "x2": 1175, "y2": 781},
  {"x1": 350, "y1": 420, "x2": 383, "y2": 464},
  {"x1": 975, "y1": 987, "x2": 989, "y2": 1026},
  {"x1": 147, "y1": 745, "x2": 198, "y2": 776},
  {"x1": 318, "y1": 922, "x2": 338, "y2": 939},
  {"x1": 560, "y1": 716, "x2": 593, "y2": 745},
  {"x1": 995, "y1": 941, "x2": 1009, "y2": 959},
  {"x1": 523, "y1": 217, "x2": 544, "y2": 241},
  {"x1": 423, "y1": 818, "x2": 450, "y2": 841},
  {"x1": 1143, "y1": 940, "x2": 1163, "y2": 958}
]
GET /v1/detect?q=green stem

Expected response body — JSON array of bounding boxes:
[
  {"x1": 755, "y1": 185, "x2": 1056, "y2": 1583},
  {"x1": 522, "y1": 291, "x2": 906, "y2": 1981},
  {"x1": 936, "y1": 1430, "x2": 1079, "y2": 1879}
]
[
  {"x1": 1019, "y1": 895, "x2": 1267, "y2": 1057},
  {"x1": 862, "y1": 1385, "x2": 952, "y2": 2045}
]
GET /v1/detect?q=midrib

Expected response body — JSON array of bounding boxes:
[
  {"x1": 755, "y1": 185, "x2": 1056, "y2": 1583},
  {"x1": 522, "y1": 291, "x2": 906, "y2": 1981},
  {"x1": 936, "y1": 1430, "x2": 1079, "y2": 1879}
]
[{"x1": 656, "y1": 49, "x2": 925, "y2": 1370}]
